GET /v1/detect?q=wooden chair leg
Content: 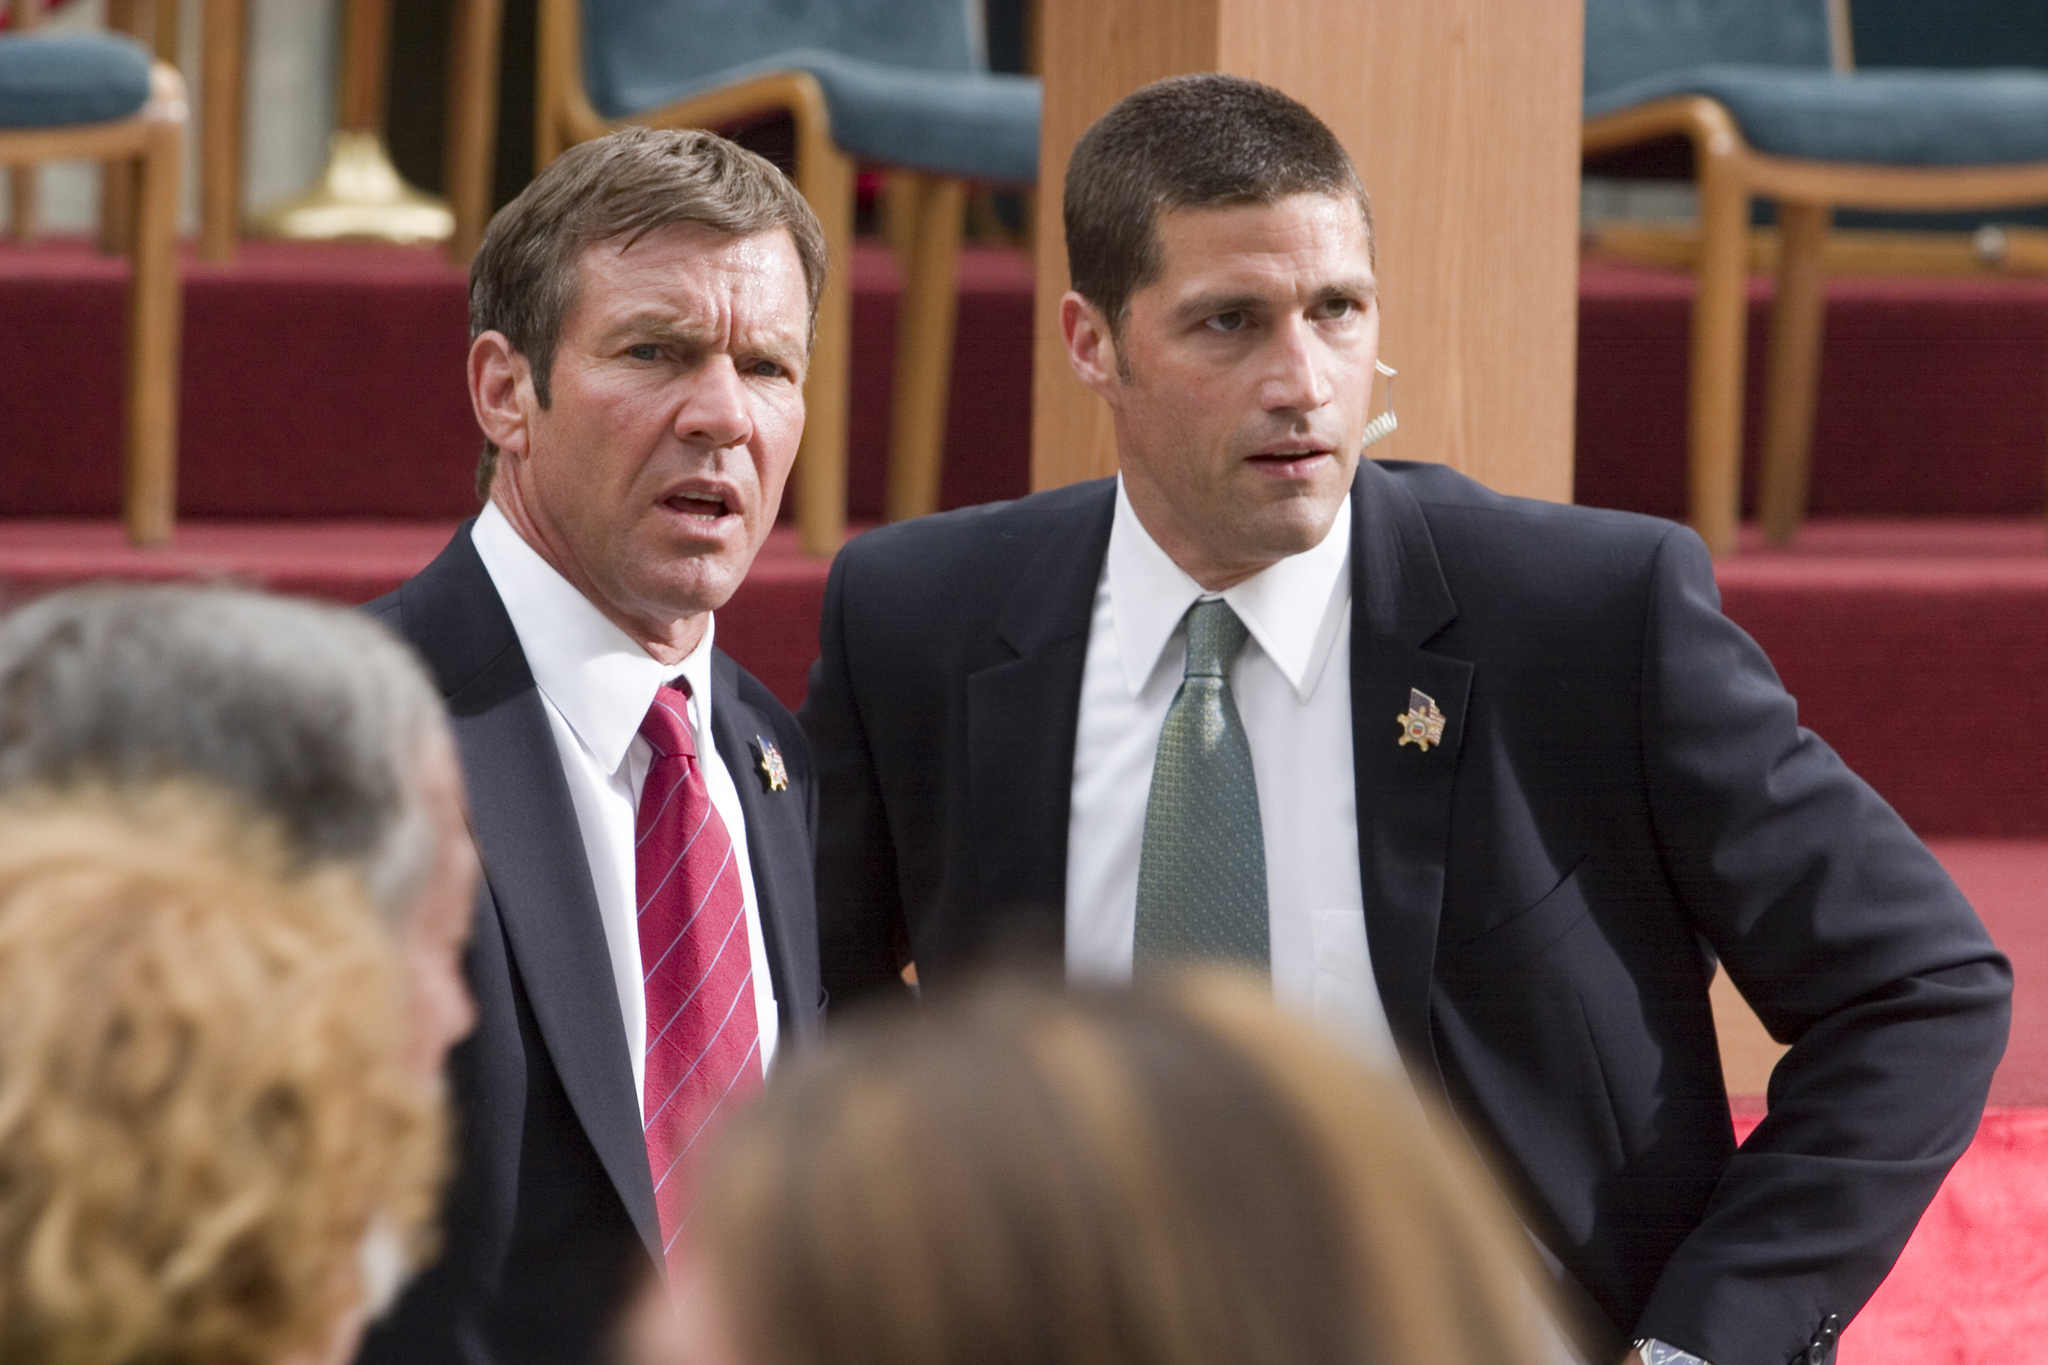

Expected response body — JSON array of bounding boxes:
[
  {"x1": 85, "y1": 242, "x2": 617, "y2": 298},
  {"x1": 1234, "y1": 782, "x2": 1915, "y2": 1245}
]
[
  {"x1": 1688, "y1": 153, "x2": 1753, "y2": 558},
  {"x1": 198, "y1": 0, "x2": 246, "y2": 261},
  {"x1": 1757, "y1": 200, "x2": 1831, "y2": 545},
  {"x1": 6, "y1": 0, "x2": 47, "y2": 242},
  {"x1": 443, "y1": 0, "x2": 503, "y2": 265},
  {"x1": 8, "y1": 166, "x2": 37, "y2": 244},
  {"x1": 99, "y1": 0, "x2": 146, "y2": 256},
  {"x1": 886, "y1": 173, "x2": 965, "y2": 522},
  {"x1": 880, "y1": 169, "x2": 922, "y2": 265},
  {"x1": 125, "y1": 112, "x2": 185, "y2": 547},
  {"x1": 99, "y1": 160, "x2": 138, "y2": 256},
  {"x1": 793, "y1": 144, "x2": 854, "y2": 556}
]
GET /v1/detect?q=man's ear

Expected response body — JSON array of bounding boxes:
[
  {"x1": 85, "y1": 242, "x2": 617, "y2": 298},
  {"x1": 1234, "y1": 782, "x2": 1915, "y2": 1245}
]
[
  {"x1": 1061, "y1": 291, "x2": 1122, "y2": 399},
  {"x1": 469, "y1": 331, "x2": 536, "y2": 458}
]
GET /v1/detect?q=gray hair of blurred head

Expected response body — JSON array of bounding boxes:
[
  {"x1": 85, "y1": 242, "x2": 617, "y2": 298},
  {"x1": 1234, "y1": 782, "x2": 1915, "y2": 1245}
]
[{"x1": 0, "y1": 585, "x2": 451, "y2": 927}]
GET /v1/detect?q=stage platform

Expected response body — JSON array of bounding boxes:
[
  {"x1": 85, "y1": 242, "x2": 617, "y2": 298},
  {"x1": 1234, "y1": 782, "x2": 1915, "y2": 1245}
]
[
  {"x1": 5, "y1": 515, "x2": 2039, "y2": 835},
  {"x1": 6, "y1": 241, "x2": 2047, "y2": 524}
]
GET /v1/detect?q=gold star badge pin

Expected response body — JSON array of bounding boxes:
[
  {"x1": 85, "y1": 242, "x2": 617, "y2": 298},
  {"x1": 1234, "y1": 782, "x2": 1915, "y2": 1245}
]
[
  {"x1": 1396, "y1": 688, "x2": 1446, "y2": 751},
  {"x1": 752, "y1": 737, "x2": 790, "y2": 793}
]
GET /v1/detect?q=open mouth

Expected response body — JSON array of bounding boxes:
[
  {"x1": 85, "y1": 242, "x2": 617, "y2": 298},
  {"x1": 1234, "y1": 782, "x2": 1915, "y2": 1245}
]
[
  {"x1": 1246, "y1": 448, "x2": 1331, "y2": 473},
  {"x1": 664, "y1": 492, "x2": 732, "y2": 521}
]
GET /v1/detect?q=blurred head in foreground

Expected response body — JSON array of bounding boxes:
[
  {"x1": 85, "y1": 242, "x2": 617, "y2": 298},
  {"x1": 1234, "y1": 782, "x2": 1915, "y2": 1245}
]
[
  {"x1": 0, "y1": 783, "x2": 445, "y2": 1365},
  {"x1": 667, "y1": 975, "x2": 1555, "y2": 1365},
  {"x1": 0, "y1": 584, "x2": 478, "y2": 1080}
]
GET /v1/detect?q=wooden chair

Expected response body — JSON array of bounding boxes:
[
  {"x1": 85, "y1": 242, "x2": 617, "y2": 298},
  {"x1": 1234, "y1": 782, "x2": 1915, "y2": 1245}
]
[
  {"x1": 535, "y1": 0, "x2": 1040, "y2": 556},
  {"x1": 1584, "y1": 0, "x2": 2048, "y2": 554},
  {"x1": 3, "y1": 1, "x2": 233, "y2": 260},
  {"x1": 0, "y1": 24, "x2": 186, "y2": 544}
]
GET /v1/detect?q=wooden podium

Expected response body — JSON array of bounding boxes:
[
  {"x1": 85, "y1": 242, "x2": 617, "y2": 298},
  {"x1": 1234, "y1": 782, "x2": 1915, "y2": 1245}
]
[{"x1": 1030, "y1": 0, "x2": 1585, "y2": 504}]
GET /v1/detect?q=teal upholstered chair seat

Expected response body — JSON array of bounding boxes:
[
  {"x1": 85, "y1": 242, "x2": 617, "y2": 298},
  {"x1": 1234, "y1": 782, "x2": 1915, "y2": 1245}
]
[
  {"x1": 1587, "y1": 66, "x2": 2048, "y2": 167},
  {"x1": 0, "y1": 33, "x2": 152, "y2": 129},
  {"x1": 596, "y1": 49, "x2": 1038, "y2": 184},
  {"x1": 582, "y1": 0, "x2": 1040, "y2": 183}
]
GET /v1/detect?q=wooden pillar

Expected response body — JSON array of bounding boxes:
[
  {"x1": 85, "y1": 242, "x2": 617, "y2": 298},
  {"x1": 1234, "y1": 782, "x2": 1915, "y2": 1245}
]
[{"x1": 1031, "y1": 0, "x2": 1584, "y2": 504}]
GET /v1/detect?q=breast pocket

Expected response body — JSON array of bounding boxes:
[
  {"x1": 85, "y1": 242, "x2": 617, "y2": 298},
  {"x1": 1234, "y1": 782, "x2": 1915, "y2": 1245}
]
[{"x1": 1441, "y1": 855, "x2": 1592, "y2": 976}]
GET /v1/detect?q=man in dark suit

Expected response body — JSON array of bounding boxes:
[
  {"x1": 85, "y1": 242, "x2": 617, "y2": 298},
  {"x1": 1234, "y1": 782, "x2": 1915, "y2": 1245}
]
[
  {"x1": 800, "y1": 75, "x2": 2010, "y2": 1365},
  {"x1": 361, "y1": 127, "x2": 824, "y2": 1365}
]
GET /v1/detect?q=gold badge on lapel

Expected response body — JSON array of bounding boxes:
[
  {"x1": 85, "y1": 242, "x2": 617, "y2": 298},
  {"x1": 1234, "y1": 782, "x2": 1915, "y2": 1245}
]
[
  {"x1": 751, "y1": 737, "x2": 790, "y2": 793},
  {"x1": 1396, "y1": 688, "x2": 1446, "y2": 751}
]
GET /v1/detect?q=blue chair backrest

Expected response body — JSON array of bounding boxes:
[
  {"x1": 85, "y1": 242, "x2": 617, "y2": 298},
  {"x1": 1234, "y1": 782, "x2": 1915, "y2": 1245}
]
[
  {"x1": 1584, "y1": 0, "x2": 1833, "y2": 99},
  {"x1": 584, "y1": 0, "x2": 987, "y2": 119}
]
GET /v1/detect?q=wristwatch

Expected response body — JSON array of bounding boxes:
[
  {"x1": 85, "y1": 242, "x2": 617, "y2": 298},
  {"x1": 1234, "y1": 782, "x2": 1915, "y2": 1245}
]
[{"x1": 1633, "y1": 1340, "x2": 1712, "y2": 1365}]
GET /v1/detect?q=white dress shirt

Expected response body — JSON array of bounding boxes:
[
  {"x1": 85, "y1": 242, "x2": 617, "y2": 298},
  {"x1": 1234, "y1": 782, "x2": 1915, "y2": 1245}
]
[
  {"x1": 471, "y1": 502, "x2": 780, "y2": 1103},
  {"x1": 1065, "y1": 478, "x2": 1398, "y2": 1067}
]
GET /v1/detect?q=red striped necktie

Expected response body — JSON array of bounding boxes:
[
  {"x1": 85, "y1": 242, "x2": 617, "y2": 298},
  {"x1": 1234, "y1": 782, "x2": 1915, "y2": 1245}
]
[{"x1": 635, "y1": 682, "x2": 761, "y2": 1277}]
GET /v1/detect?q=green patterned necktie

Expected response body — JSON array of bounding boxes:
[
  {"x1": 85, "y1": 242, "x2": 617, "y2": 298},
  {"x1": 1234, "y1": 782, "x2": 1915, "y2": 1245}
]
[{"x1": 1133, "y1": 599, "x2": 1269, "y2": 970}]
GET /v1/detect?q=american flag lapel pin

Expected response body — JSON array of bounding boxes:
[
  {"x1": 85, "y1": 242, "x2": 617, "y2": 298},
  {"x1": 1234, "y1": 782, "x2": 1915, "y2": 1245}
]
[{"x1": 1395, "y1": 688, "x2": 1446, "y2": 752}]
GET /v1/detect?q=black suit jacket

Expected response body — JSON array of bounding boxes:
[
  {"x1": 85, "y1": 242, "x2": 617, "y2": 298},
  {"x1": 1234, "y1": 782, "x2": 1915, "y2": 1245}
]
[
  {"x1": 799, "y1": 460, "x2": 2010, "y2": 1365},
  {"x1": 359, "y1": 522, "x2": 821, "y2": 1365}
]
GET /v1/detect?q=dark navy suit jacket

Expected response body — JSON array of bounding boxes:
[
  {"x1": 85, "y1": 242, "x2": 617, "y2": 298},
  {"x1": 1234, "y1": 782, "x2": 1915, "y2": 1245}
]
[
  {"x1": 798, "y1": 459, "x2": 2010, "y2": 1365},
  {"x1": 358, "y1": 523, "x2": 821, "y2": 1365}
]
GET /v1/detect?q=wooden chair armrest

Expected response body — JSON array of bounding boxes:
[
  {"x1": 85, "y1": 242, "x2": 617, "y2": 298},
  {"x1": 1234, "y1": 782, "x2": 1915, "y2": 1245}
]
[
  {"x1": 629, "y1": 69, "x2": 835, "y2": 147},
  {"x1": 1584, "y1": 94, "x2": 1743, "y2": 162}
]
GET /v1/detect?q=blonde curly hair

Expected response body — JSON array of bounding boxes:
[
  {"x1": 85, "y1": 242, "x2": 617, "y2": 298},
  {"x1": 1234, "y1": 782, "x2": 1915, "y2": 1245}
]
[{"x1": 0, "y1": 782, "x2": 446, "y2": 1365}]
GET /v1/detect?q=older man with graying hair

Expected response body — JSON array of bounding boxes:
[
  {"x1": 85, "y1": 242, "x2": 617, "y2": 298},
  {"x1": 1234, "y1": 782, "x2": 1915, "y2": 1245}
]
[{"x1": 0, "y1": 583, "x2": 479, "y2": 1083}]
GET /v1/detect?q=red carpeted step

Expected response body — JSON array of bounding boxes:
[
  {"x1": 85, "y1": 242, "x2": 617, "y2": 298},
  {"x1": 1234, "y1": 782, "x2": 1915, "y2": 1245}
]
[
  {"x1": 1578, "y1": 259, "x2": 2048, "y2": 520},
  {"x1": 0, "y1": 238, "x2": 1031, "y2": 523},
  {"x1": 0, "y1": 241, "x2": 480, "y2": 519},
  {"x1": 13, "y1": 242, "x2": 2046, "y2": 524},
  {"x1": 1714, "y1": 519, "x2": 2048, "y2": 836},
  {"x1": 0, "y1": 517, "x2": 839, "y2": 711},
  {"x1": 5, "y1": 516, "x2": 2046, "y2": 837}
]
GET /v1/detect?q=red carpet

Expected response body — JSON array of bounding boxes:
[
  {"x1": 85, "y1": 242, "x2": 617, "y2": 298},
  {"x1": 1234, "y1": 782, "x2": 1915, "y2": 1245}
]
[
  {"x1": 0, "y1": 518, "x2": 842, "y2": 712},
  {"x1": 11, "y1": 242, "x2": 2048, "y2": 526},
  {"x1": 0, "y1": 238, "x2": 1029, "y2": 523},
  {"x1": 1714, "y1": 520, "x2": 2048, "y2": 837},
  {"x1": 1577, "y1": 260, "x2": 2048, "y2": 519},
  {"x1": 8, "y1": 515, "x2": 2043, "y2": 833}
]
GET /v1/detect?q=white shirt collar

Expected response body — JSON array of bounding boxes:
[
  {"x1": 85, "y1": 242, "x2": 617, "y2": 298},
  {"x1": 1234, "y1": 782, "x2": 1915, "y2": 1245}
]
[
  {"x1": 471, "y1": 501, "x2": 715, "y2": 774},
  {"x1": 1106, "y1": 476, "x2": 1352, "y2": 702}
]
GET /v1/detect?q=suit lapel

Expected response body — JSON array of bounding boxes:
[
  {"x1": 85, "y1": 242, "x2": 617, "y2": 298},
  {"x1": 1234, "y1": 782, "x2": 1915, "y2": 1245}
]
[
  {"x1": 400, "y1": 529, "x2": 660, "y2": 1256},
  {"x1": 708, "y1": 652, "x2": 821, "y2": 1047},
  {"x1": 1348, "y1": 462, "x2": 1472, "y2": 1093},
  {"x1": 963, "y1": 481, "x2": 1117, "y2": 959}
]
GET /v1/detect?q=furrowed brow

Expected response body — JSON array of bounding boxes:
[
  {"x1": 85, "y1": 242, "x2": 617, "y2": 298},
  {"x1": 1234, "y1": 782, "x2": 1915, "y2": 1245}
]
[{"x1": 594, "y1": 315, "x2": 712, "y2": 349}]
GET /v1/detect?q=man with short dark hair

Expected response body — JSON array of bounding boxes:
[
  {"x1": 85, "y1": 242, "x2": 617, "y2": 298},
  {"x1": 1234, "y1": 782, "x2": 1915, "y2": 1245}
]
[
  {"x1": 363, "y1": 126, "x2": 824, "y2": 1365},
  {"x1": 802, "y1": 74, "x2": 2010, "y2": 1365}
]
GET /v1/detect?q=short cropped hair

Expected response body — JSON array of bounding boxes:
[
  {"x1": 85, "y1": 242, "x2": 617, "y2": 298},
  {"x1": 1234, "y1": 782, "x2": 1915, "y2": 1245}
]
[
  {"x1": 0, "y1": 585, "x2": 448, "y2": 926},
  {"x1": 1064, "y1": 73, "x2": 1374, "y2": 332},
  {"x1": 699, "y1": 974, "x2": 1556, "y2": 1365},
  {"x1": 468, "y1": 126, "x2": 830, "y2": 499},
  {"x1": 0, "y1": 783, "x2": 444, "y2": 1365}
]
